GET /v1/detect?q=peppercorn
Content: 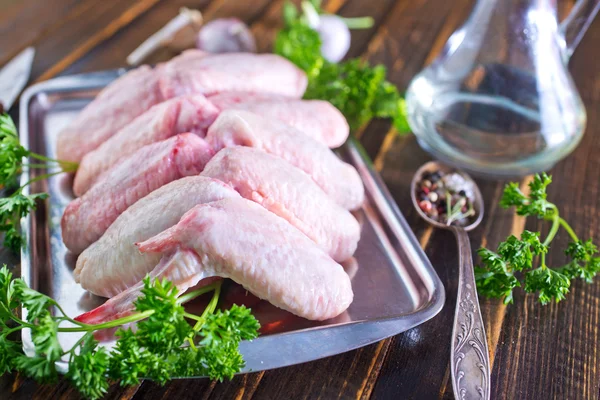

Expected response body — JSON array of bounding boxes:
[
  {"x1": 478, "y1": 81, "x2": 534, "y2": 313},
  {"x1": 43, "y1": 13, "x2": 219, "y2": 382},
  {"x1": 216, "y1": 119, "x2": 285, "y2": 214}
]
[
  {"x1": 419, "y1": 200, "x2": 432, "y2": 213},
  {"x1": 416, "y1": 168, "x2": 475, "y2": 225}
]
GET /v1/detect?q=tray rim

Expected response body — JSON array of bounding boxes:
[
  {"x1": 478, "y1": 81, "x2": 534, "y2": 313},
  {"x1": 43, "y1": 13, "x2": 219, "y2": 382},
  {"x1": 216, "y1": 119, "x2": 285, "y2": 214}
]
[{"x1": 18, "y1": 70, "x2": 446, "y2": 374}]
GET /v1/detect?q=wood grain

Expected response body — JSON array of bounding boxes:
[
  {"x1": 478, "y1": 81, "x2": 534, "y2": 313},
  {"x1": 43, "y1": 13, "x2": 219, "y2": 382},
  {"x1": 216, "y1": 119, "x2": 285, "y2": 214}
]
[
  {"x1": 1, "y1": 0, "x2": 599, "y2": 399},
  {"x1": 34, "y1": 0, "x2": 162, "y2": 82},
  {"x1": 0, "y1": 0, "x2": 81, "y2": 66},
  {"x1": 23, "y1": 1, "x2": 158, "y2": 82}
]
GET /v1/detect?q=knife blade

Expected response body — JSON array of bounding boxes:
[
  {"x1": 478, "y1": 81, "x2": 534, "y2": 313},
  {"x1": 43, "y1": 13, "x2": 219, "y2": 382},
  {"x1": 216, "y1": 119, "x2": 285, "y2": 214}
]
[{"x1": 0, "y1": 47, "x2": 35, "y2": 112}]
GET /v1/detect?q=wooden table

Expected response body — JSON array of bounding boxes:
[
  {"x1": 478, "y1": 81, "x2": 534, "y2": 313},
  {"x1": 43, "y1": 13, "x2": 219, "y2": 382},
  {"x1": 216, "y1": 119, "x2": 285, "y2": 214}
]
[{"x1": 1, "y1": 0, "x2": 598, "y2": 398}]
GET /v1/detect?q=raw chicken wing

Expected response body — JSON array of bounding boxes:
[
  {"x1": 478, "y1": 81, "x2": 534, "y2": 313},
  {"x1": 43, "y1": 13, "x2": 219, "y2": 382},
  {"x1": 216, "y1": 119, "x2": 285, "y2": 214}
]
[
  {"x1": 77, "y1": 198, "x2": 353, "y2": 323},
  {"x1": 76, "y1": 251, "x2": 221, "y2": 324},
  {"x1": 62, "y1": 134, "x2": 213, "y2": 254},
  {"x1": 206, "y1": 110, "x2": 364, "y2": 210},
  {"x1": 73, "y1": 92, "x2": 347, "y2": 196},
  {"x1": 139, "y1": 198, "x2": 353, "y2": 320},
  {"x1": 73, "y1": 94, "x2": 219, "y2": 196},
  {"x1": 57, "y1": 66, "x2": 164, "y2": 163},
  {"x1": 209, "y1": 92, "x2": 349, "y2": 147},
  {"x1": 57, "y1": 51, "x2": 307, "y2": 162},
  {"x1": 159, "y1": 50, "x2": 307, "y2": 99},
  {"x1": 201, "y1": 147, "x2": 360, "y2": 261},
  {"x1": 74, "y1": 176, "x2": 238, "y2": 298}
]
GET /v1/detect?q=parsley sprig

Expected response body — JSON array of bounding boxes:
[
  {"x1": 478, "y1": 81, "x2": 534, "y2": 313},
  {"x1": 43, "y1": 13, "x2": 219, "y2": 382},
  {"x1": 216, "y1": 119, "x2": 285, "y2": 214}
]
[
  {"x1": 0, "y1": 265, "x2": 260, "y2": 399},
  {"x1": 0, "y1": 114, "x2": 78, "y2": 252},
  {"x1": 274, "y1": 1, "x2": 410, "y2": 133},
  {"x1": 475, "y1": 174, "x2": 600, "y2": 304}
]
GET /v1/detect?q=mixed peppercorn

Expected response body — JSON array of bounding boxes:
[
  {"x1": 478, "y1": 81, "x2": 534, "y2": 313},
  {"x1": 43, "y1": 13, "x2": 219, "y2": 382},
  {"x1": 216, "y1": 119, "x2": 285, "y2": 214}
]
[{"x1": 415, "y1": 169, "x2": 475, "y2": 226}]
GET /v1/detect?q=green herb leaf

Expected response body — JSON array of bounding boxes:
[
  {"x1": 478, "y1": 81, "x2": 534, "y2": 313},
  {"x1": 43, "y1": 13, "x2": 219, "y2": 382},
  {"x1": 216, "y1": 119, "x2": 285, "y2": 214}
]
[
  {"x1": 497, "y1": 231, "x2": 546, "y2": 272},
  {"x1": 67, "y1": 335, "x2": 110, "y2": 400},
  {"x1": 475, "y1": 247, "x2": 520, "y2": 303},
  {"x1": 565, "y1": 239, "x2": 597, "y2": 261},
  {"x1": 0, "y1": 266, "x2": 18, "y2": 323},
  {"x1": 474, "y1": 266, "x2": 520, "y2": 304},
  {"x1": 14, "y1": 353, "x2": 59, "y2": 383},
  {"x1": 524, "y1": 268, "x2": 570, "y2": 304},
  {"x1": 1, "y1": 113, "x2": 78, "y2": 254},
  {"x1": 14, "y1": 278, "x2": 54, "y2": 322},
  {"x1": 30, "y1": 312, "x2": 63, "y2": 363},
  {"x1": 195, "y1": 305, "x2": 260, "y2": 381},
  {"x1": 282, "y1": 1, "x2": 299, "y2": 26},
  {"x1": 560, "y1": 239, "x2": 600, "y2": 283},
  {"x1": 274, "y1": 4, "x2": 410, "y2": 134},
  {"x1": 0, "y1": 191, "x2": 48, "y2": 252},
  {"x1": 0, "y1": 334, "x2": 20, "y2": 375},
  {"x1": 500, "y1": 173, "x2": 554, "y2": 218},
  {"x1": 0, "y1": 114, "x2": 28, "y2": 189},
  {"x1": 477, "y1": 174, "x2": 599, "y2": 305},
  {"x1": 274, "y1": 20, "x2": 323, "y2": 79},
  {"x1": 0, "y1": 265, "x2": 260, "y2": 399}
]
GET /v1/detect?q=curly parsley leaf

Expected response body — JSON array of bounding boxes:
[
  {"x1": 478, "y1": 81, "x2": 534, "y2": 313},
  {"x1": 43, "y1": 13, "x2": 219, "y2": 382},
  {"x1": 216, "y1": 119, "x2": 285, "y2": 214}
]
[
  {"x1": 274, "y1": 20, "x2": 323, "y2": 79},
  {"x1": 0, "y1": 265, "x2": 260, "y2": 399},
  {"x1": 0, "y1": 114, "x2": 28, "y2": 189},
  {"x1": 274, "y1": 3, "x2": 410, "y2": 134},
  {"x1": 500, "y1": 173, "x2": 554, "y2": 218},
  {"x1": 0, "y1": 266, "x2": 18, "y2": 323},
  {"x1": 474, "y1": 232, "x2": 547, "y2": 304},
  {"x1": 497, "y1": 231, "x2": 546, "y2": 272},
  {"x1": 1, "y1": 113, "x2": 78, "y2": 254},
  {"x1": 30, "y1": 312, "x2": 63, "y2": 363},
  {"x1": 196, "y1": 304, "x2": 261, "y2": 381},
  {"x1": 67, "y1": 334, "x2": 110, "y2": 400},
  {"x1": 0, "y1": 334, "x2": 20, "y2": 375},
  {"x1": 474, "y1": 267, "x2": 520, "y2": 304},
  {"x1": 14, "y1": 353, "x2": 60, "y2": 383},
  {"x1": 560, "y1": 240, "x2": 600, "y2": 283},
  {"x1": 477, "y1": 174, "x2": 599, "y2": 305},
  {"x1": 565, "y1": 239, "x2": 597, "y2": 261},
  {"x1": 13, "y1": 276, "x2": 54, "y2": 321},
  {"x1": 524, "y1": 268, "x2": 570, "y2": 305}
]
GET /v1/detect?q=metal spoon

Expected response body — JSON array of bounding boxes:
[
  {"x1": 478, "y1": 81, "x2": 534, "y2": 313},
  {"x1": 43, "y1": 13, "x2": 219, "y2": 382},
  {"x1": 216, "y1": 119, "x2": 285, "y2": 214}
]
[{"x1": 411, "y1": 161, "x2": 490, "y2": 400}]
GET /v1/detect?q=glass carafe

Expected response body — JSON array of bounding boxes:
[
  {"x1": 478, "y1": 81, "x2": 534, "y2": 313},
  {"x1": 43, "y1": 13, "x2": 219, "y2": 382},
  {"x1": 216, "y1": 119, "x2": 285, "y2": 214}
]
[{"x1": 406, "y1": 0, "x2": 600, "y2": 178}]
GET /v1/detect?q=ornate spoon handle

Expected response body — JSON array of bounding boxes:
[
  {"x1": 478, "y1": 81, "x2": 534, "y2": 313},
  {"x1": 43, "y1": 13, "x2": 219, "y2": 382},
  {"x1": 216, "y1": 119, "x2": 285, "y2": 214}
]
[{"x1": 450, "y1": 226, "x2": 491, "y2": 400}]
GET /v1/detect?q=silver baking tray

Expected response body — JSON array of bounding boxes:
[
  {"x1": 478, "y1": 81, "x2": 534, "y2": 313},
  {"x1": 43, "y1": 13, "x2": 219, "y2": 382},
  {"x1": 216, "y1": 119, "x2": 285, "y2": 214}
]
[{"x1": 17, "y1": 70, "x2": 445, "y2": 374}]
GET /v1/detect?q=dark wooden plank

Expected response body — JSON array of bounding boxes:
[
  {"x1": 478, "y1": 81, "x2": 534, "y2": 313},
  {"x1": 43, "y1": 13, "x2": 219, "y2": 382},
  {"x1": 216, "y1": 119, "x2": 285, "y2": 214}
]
[
  {"x1": 132, "y1": 377, "x2": 218, "y2": 400},
  {"x1": 340, "y1": 0, "x2": 399, "y2": 59},
  {"x1": 0, "y1": 0, "x2": 81, "y2": 65},
  {"x1": 489, "y1": 102, "x2": 600, "y2": 400},
  {"x1": 32, "y1": 0, "x2": 164, "y2": 82},
  {"x1": 62, "y1": 0, "x2": 214, "y2": 74},
  {"x1": 246, "y1": 341, "x2": 390, "y2": 400},
  {"x1": 568, "y1": 2, "x2": 600, "y2": 103},
  {"x1": 62, "y1": 0, "x2": 277, "y2": 75}
]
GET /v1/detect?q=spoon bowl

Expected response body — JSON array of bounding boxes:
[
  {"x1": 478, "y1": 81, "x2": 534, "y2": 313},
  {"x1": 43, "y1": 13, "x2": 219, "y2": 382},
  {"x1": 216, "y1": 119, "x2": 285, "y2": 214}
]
[
  {"x1": 410, "y1": 160, "x2": 490, "y2": 400},
  {"x1": 410, "y1": 161, "x2": 484, "y2": 231}
]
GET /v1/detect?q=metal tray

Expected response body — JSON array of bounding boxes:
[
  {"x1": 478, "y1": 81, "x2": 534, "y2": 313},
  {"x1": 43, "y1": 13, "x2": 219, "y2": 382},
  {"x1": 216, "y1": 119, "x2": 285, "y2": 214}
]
[{"x1": 17, "y1": 70, "x2": 445, "y2": 374}]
